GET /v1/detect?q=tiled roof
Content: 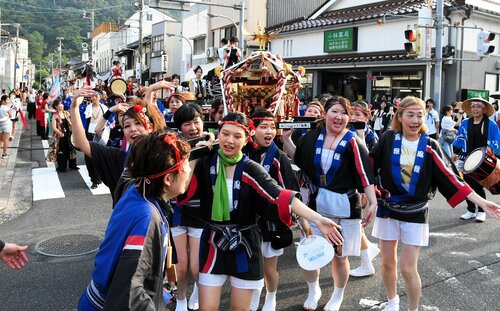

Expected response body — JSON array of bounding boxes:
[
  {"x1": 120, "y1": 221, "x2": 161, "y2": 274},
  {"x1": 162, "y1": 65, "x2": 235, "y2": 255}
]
[
  {"x1": 285, "y1": 50, "x2": 415, "y2": 66},
  {"x1": 268, "y1": 0, "x2": 466, "y2": 33}
]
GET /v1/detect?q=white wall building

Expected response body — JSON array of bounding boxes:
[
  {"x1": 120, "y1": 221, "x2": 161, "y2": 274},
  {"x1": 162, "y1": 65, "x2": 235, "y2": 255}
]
[{"x1": 267, "y1": 0, "x2": 500, "y2": 106}]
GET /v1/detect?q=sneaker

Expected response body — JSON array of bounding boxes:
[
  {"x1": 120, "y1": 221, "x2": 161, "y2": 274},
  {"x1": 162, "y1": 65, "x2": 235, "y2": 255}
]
[
  {"x1": 9, "y1": 136, "x2": 13, "y2": 141},
  {"x1": 460, "y1": 211, "x2": 476, "y2": 220},
  {"x1": 475, "y1": 212, "x2": 486, "y2": 222},
  {"x1": 91, "y1": 182, "x2": 99, "y2": 189},
  {"x1": 1, "y1": 154, "x2": 9, "y2": 159},
  {"x1": 69, "y1": 166, "x2": 80, "y2": 170},
  {"x1": 350, "y1": 265, "x2": 375, "y2": 277}
]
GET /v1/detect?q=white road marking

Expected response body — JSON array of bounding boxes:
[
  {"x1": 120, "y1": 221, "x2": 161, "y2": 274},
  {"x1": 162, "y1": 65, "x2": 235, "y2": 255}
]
[
  {"x1": 496, "y1": 253, "x2": 500, "y2": 258},
  {"x1": 477, "y1": 266, "x2": 494, "y2": 276},
  {"x1": 77, "y1": 165, "x2": 110, "y2": 195},
  {"x1": 41, "y1": 140, "x2": 55, "y2": 168},
  {"x1": 32, "y1": 167, "x2": 64, "y2": 201},
  {"x1": 359, "y1": 298, "x2": 380, "y2": 308},
  {"x1": 422, "y1": 306, "x2": 441, "y2": 311},
  {"x1": 449, "y1": 251, "x2": 471, "y2": 257},
  {"x1": 429, "y1": 232, "x2": 477, "y2": 241}
]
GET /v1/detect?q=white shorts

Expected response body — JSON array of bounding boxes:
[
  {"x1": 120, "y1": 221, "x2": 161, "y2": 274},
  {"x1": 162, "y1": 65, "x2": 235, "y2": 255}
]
[
  {"x1": 0, "y1": 120, "x2": 12, "y2": 133},
  {"x1": 170, "y1": 226, "x2": 204, "y2": 238},
  {"x1": 309, "y1": 218, "x2": 361, "y2": 257},
  {"x1": 372, "y1": 217, "x2": 429, "y2": 247},
  {"x1": 261, "y1": 241, "x2": 284, "y2": 258},
  {"x1": 198, "y1": 273, "x2": 264, "y2": 290}
]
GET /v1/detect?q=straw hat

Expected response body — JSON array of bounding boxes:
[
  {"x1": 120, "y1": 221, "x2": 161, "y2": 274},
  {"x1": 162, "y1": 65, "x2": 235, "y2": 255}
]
[{"x1": 462, "y1": 97, "x2": 495, "y2": 117}]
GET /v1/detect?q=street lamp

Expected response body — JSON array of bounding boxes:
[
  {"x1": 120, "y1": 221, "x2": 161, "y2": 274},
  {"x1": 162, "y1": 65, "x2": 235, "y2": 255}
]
[
  {"x1": 206, "y1": 12, "x2": 244, "y2": 51},
  {"x1": 165, "y1": 33, "x2": 193, "y2": 71}
]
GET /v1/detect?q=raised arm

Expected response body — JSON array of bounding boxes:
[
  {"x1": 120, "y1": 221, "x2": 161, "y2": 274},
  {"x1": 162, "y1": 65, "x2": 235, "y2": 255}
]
[
  {"x1": 144, "y1": 80, "x2": 175, "y2": 106},
  {"x1": 69, "y1": 86, "x2": 96, "y2": 157}
]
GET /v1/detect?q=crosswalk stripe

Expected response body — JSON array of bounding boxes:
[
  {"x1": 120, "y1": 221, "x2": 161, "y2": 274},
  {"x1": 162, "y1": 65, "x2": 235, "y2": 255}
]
[
  {"x1": 77, "y1": 165, "x2": 111, "y2": 195},
  {"x1": 32, "y1": 167, "x2": 65, "y2": 201}
]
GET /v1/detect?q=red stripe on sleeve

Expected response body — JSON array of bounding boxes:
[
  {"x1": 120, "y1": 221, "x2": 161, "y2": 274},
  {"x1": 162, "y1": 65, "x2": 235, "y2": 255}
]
[
  {"x1": 124, "y1": 235, "x2": 145, "y2": 247},
  {"x1": 351, "y1": 140, "x2": 370, "y2": 188},
  {"x1": 277, "y1": 190, "x2": 294, "y2": 227}
]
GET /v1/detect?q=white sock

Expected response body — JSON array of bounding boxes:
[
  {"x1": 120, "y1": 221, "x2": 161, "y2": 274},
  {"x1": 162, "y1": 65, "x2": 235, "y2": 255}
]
[
  {"x1": 188, "y1": 283, "x2": 199, "y2": 310},
  {"x1": 360, "y1": 248, "x2": 372, "y2": 266},
  {"x1": 303, "y1": 281, "x2": 321, "y2": 309},
  {"x1": 387, "y1": 295, "x2": 400, "y2": 306},
  {"x1": 408, "y1": 309, "x2": 418, "y2": 311},
  {"x1": 250, "y1": 287, "x2": 263, "y2": 311},
  {"x1": 175, "y1": 298, "x2": 188, "y2": 311},
  {"x1": 307, "y1": 280, "x2": 321, "y2": 295},
  {"x1": 262, "y1": 291, "x2": 277, "y2": 311},
  {"x1": 324, "y1": 286, "x2": 345, "y2": 310}
]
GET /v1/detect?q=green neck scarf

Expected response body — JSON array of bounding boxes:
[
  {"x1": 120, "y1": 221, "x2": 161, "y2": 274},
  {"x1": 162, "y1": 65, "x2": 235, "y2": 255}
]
[{"x1": 212, "y1": 149, "x2": 243, "y2": 221}]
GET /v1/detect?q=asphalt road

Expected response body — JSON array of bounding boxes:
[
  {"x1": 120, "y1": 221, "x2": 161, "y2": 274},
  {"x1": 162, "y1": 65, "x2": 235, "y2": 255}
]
[{"x1": 1, "y1": 129, "x2": 499, "y2": 311}]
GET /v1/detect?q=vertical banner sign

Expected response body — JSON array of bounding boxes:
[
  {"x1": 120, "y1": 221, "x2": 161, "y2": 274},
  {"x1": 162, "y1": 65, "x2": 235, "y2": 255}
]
[
  {"x1": 324, "y1": 28, "x2": 358, "y2": 53},
  {"x1": 418, "y1": 7, "x2": 433, "y2": 59},
  {"x1": 161, "y1": 54, "x2": 168, "y2": 72},
  {"x1": 0, "y1": 57, "x2": 5, "y2": 75}
]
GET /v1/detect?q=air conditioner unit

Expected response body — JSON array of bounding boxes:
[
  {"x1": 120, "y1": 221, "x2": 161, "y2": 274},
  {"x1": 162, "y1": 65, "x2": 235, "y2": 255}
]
[{"x1": 206, "y1": 47, "x2": 218, "y2": 59}]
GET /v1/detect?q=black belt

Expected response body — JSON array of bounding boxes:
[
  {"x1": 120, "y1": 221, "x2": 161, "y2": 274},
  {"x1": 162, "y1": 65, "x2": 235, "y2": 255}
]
[
  {"x1": 380, "y1": 200, "x2": 428, "y2": 214},
  {"x1": 209, "y1": 223, "x2": 256, "y2": 258}
]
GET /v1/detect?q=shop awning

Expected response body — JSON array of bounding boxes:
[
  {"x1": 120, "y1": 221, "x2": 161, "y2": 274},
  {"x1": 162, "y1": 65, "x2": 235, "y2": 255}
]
[{"x1": 284, "y1": 50, "x2": 418, "y2": 68}]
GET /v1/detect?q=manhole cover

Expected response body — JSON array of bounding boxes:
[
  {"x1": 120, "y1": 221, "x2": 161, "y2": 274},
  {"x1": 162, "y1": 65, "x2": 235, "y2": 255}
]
[{"x1": 35, "y1": 234, "x2": 102, "y2": 257}]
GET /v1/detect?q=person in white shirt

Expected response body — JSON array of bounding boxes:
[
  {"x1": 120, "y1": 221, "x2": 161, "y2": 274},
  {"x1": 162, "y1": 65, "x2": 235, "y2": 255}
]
[
  {"x1": 439, "y1": 105, "x2": 462, "y2": 157},
  {"x1": 9, "y1": 92, "x2": 22, "y2": 141},
  {"x1": 27, "y1": 89, "x2": 37, "y2": 119},
  {"x1": 217, "y1": 38, "x2": 229, "y2": 66},
  {"x1": 0, "y1": 95, "x2": 12, "y2": 158},
  {"x1": 425, "y1": 98, "x2": 440, "y2": 139}
]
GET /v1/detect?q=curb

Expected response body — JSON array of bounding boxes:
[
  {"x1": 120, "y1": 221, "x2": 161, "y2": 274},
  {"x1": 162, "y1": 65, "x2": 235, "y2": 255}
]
[{"x1": 0, "y1": 124, "x2": 22, "y2": 212}]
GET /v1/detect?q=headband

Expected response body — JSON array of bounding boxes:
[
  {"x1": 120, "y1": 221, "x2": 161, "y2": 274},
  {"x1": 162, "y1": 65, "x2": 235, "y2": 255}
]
[
  {"x1": 219, "y1": 120, "x2": 257, "y2": 147},
  {"x1": 251, "y1": 117, "x2": 275, "y2": 123},
  {"x1": 397, "y1": 105, "x2": 424, "y2": 111},
  {"x1": 351, "y1": 106, "x2": 371, "y2": 116},
  {"x1": 144, "y1": 135, "x2": 184, "y2": 180}
]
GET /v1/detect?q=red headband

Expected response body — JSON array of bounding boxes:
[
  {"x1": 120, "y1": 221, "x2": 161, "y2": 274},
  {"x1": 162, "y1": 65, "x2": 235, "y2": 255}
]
[
  {"x1": 219, "y1": 120, "x2": 257, "y2": 147},
  {"x1": 144, "y1": 135, "x2": 184, "y2": 179},
  {"x1": 351, "y1": 107, "x2": 371, "y2": 116},
  {"x1": 251, "y1": 117, "x2": 275, "y2": 123},
  {"x1": 397, "y1": 105, "x2": 424, "y2": 111}
]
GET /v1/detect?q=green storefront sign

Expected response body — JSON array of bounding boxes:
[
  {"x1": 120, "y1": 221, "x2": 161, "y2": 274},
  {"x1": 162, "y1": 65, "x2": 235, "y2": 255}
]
[
  {"x1": 324, "y1": 28, "x2": 358, "y2": 53},
  {"x1": 461, "y1": 89, "x2": 490, "y2": 100}
]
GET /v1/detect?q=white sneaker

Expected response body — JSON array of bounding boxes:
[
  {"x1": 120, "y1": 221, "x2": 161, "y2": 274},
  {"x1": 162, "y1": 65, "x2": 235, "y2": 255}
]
[
  {"x1": 460, "y1": 211, "x2": 476, "y2": 220},
  {"x1": 350, "y1": 265, "x2": 375, "y2": 277},
  {"x1": 475, "y1": 212, "x2": 486, "y2": 222}
]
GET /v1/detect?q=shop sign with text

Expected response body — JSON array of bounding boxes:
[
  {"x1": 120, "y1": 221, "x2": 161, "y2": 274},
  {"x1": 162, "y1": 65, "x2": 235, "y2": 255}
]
[{"x1": 324, "y1": 28, "x2": 358, "y2": 53}]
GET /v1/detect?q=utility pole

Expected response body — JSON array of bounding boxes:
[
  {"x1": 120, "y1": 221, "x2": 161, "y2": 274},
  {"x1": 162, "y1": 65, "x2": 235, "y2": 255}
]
[
  {"x1": 433, "y1": 0, "x2": 444, "y2": 111},
  {"x1": 83, "y1": 10, "x2": 95, "y2": 59},
  {"x1": 138, "y1": 0, "x2": 144, "y2": 86},
  {"x1": 56, "y1": 37, "x2": 64, "y2": 70},
  {"x1": 239, "y1": 0, "x2": 245, "y2": 53},
  {"x1": 13, "y1": 23, "x2": 20, "y2": 89}
]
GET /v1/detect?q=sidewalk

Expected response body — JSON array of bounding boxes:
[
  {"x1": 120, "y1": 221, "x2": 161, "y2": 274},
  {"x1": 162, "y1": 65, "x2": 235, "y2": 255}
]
[{"x1": 0, "y1": 117, "x2": 37, "y2": 222}]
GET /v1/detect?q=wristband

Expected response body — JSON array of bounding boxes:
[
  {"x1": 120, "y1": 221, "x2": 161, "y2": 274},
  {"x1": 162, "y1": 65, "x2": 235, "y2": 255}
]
[{"x1": 103, "y1": 110, "x2": 112, "y2": 120}]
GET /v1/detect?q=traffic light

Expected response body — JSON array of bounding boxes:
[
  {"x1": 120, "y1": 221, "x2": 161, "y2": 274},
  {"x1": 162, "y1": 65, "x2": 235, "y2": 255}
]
[
  {"x1": 477, "y1": 31, "x2": 496, "y2": 57},
  {"x1": 404, "y1": 29, "x2": 422, "y2": 56}
]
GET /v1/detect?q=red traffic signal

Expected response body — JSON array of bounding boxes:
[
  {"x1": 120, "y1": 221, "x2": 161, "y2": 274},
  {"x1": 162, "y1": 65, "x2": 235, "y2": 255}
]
[
  {"x1": 477, "y1": 31, "x2": 496, "y2": 57},
  {"x1": 404, "y1": 29, "x2": 421, "y2": 56}
]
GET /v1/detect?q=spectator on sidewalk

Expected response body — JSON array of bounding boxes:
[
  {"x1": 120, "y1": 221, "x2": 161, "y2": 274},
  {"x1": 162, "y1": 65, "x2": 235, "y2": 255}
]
[
  {"x1": 27, "y1": 89, "x2": 37, "y2": 119},
  {"x1": 9, "y1": 91, "x2": 22, "y2": 141},
  {"x1": 0, "y1": 240, "x2": 28, "y2": 270},
  {"x1": 0, "y1": 94, "x2": 12, "y2": 159}
]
